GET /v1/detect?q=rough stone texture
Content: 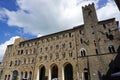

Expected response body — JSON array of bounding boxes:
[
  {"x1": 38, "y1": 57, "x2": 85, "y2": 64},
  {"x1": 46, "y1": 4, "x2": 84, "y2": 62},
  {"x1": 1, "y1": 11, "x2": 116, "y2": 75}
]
[{"x1": 0, "y1": 3, "x2": 120, "y2": 80}]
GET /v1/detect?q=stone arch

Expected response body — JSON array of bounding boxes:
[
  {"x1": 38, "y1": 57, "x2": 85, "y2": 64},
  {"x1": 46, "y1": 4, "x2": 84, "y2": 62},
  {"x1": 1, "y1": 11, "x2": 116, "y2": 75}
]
[
  {"x1": 50, "y1": 63, "x2": 58, "y2": 80},
  {"x1": 39, "y1": 65, "x2": 46, "y2": 80},
  {"x1": 12, "y1": 70, "x2": 18, "y2": 80},
  {"x1": 78, "y1": 48, "x2": 87, "y2": 57},
  {"x1": 63, "y1": 62, "x2": 73, "y2": 80}
]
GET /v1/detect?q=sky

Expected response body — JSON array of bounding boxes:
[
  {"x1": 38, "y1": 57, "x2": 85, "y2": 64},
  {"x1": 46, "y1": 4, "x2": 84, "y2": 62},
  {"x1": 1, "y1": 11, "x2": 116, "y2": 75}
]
[{"x1": 0, "y1": 0, "x2": 119, "y2": 61}]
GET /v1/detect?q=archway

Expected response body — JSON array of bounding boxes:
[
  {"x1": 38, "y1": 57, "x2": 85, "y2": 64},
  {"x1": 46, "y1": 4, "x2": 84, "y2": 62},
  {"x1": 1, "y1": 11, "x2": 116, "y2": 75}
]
[
  {"x1": 64, "y1": 63, "x2": 73, "y2": 80},
  {"x1": 51, "y1": 64, "x2": 58, "y2": 80},
  {"x1": 12, "y1": 70, "x2": 18, "y2": 80},
  {"x1": 39, "y1": 66, "x2": 45, "y2": 80}
]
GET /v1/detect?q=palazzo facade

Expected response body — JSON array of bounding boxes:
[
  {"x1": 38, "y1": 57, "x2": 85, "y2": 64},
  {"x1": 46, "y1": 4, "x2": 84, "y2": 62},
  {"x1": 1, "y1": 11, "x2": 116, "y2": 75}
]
[{"x1": 0, "y1": 3, "x2": 120, "y2": 80}]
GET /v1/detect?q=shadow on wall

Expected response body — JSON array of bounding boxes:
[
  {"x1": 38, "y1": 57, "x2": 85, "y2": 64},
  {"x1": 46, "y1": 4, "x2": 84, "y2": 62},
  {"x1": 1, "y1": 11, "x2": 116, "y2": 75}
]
[{"x1": 102, "y1": 45, "x2": 120, "y2": 80}]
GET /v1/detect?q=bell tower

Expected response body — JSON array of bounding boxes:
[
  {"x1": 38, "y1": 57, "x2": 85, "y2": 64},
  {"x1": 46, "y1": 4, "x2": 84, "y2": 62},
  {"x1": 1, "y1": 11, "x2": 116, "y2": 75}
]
[
  {"x1": 82, "y1": 3, "x2": 101, "y2": 55},
  {"x1": 82, "y1": 3, "x2": 98, "y2": 24}
]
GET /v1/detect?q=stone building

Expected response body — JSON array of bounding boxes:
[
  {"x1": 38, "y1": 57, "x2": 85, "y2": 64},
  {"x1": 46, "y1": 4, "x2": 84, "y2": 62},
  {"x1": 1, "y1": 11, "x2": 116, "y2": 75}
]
[{"x1": 0, "y1": 3, "x2": 120, "y2": 80}]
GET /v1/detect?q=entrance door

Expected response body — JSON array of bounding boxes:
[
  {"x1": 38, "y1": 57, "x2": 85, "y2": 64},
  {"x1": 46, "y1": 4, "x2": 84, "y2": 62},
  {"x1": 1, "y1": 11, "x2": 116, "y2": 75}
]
[
  {"x1": 39, "y1": 66, "x2": 45, "y2": 80},
  {"x1": 64, "y1": 63, "x2": 73, "y2": 80},
  {"x1": 12, "y1": 70, "x2": 18, "y2": 80},
  {"x1": 51, "y1": 65, "x2": 58, "y2": 80}
]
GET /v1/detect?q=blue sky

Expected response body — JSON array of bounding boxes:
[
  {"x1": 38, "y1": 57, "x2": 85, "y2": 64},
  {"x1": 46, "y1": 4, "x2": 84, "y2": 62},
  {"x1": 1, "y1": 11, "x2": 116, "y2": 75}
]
[{"x1": 0, "y1": 0, "x2": 119, "y2": 61}]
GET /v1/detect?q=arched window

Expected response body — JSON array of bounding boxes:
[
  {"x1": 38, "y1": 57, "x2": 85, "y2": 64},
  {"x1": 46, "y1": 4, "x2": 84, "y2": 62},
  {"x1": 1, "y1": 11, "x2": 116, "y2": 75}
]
[
  {"x1": 39, "y1": 66, "x2": 45, "y2": 80},
  {"x1": 15, "y1": 60, "x2": 17, "y2": 66},
  {"x1": 105, "y1": 32, "x2": 109, "y2": 39},
  {"x1": 64, "y1": 63, "x2": 73, "y2": 80},
  {"x1": 25, "y1": 72, "x2": 27, "y2": 79},
  {"x1": 24, "y1": 58, "x2": 26, "y2": 64},
  {"x1": 69, "y1": 51, "x2": 72, "y2": 57},
  {"x1": 108, "y1": 45, "x2": 115, "y2": 53},
  {"x1": 50, "y1": 53, "x2": 52, "y2": 60},
  {"x1": 8, "y1": 75, "x2": 10, "y2": 80},
  {"x1": 30, "y1": 49, "x2": 32, "y2": 54},
  {"x1": 78, "y1": 49, "x2": 86, "y2": 57},
  {"x1": 21, "y1": 50, "x2": 23, "y2": 54},
  {"x1": 25, "y1": 50, "x2": 28, "y2": 55},
  {"x1": 33, "y1": 48, "x2": 36, "y2": 53},
  {"x1": 31, "y1": 58, "x2": 34, "y2": 63},
  {"x1": 81, "y1": 50, "x2": 86, "y2": 57},
  {"x1": 10, "y1": 61, "x2": 12, "y2": 67},
  {"x1": 62, "y1": 52, "x2": 65, "y2": 59},
  {"x1": 51, "y1": 64, "x2": 58, "y2": 80},
  {"x1": 18, "y1": 60, "x2": 21, "y2": 65},
  {"x1": 12, "y1": 70, "x2": 18, "y2": 80},
  {"x1": 29, "y1": 71, "x2": 32, "y2": 80}
]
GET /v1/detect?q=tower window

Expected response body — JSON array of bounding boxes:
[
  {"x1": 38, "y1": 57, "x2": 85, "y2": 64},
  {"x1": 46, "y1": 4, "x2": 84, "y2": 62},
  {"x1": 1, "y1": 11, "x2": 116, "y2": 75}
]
[
  {"x1": 80, "y1": 38, "x2": 83, "y2": 44},
  {"x1": 94, "y1": 40, "x2": 96, "y2": 46},
  {"x1": 95, "y1": 49, "x2": 98, "y2": 54},
  {"x1": 81, "y1": 50, "x2": 86, "y2": 57},
  {"x1": 108, "y1": 45, "x2": 115, "y2": 53}
]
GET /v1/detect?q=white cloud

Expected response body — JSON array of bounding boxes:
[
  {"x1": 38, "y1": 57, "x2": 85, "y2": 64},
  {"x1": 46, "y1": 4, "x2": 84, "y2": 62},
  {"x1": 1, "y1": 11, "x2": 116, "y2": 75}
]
[
  {"x1": 97, "y1": 0, "x2": 120, "y2": 22},
  {"x1": 37, "y1": 34, "x2": 42, "y2": 37},
  {"x1": 0, "y1": 36, "x2": 20, "y2": 61},
  {"x1": 0, "y1": 0, "x2": 99, "y2": 36}
]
